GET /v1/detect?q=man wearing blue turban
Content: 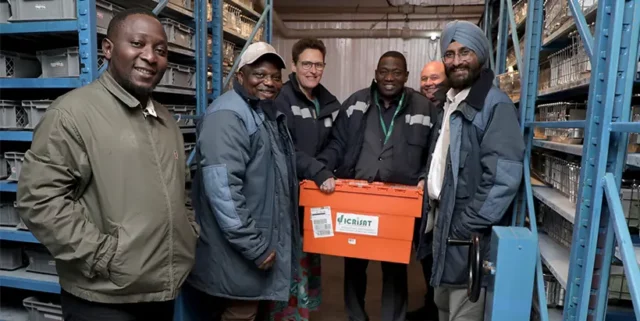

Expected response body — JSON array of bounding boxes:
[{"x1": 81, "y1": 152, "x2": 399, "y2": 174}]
[{"x1": 415, "y1": 20, "x2": 525, "y2": 321}]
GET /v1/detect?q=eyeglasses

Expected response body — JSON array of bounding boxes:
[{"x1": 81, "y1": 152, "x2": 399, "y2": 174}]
[
  {"x1": 443, "y1": 48, "x2": 474, "y2": 63},
  {"x1": 299, "y1": 61, "x2": 326, "y2": 71}
]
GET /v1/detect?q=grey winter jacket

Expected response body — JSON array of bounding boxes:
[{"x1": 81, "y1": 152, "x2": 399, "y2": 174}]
[
  {"x1": 416, "y1": 69, "x2": 525, "y2": 288},
  {"x1": 186, "y1": 81, "x2": 300, "y2": 301}
]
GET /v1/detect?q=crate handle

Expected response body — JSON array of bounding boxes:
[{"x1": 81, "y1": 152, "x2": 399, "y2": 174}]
[{"x1": 177, "y1": 23, "x2": 194, "y2": 34}]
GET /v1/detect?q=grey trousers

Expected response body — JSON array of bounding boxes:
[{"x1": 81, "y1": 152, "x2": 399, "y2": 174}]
[
  {"x1": 344, "y1": 258, "x2": 408, "y2": 321},
  {"x1": 434, "y1": 287, "x2": 486, "y2": 321}
]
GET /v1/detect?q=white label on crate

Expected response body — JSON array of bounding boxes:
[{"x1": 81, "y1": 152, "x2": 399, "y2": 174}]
[
  {"x1": 348, "y1": 238, "x2": 356, "y2": 245},
  {"x1": 310, "y1": 207, "x2": 334, "y2": 238},
  {"x1": 50, "y1": 62, "x2": 64, "y2": 68},
  {"x1": 35, "y1": 4, "x2": 47, "y2": 10},
  {"x1": 43, "y1": 314, "x2": 62, "y2": 321},
  {"x1": 335, "y1": 213, "x2": 379, "y2": 236}
]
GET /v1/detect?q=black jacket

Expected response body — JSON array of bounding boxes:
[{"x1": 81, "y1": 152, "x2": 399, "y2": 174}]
[
  {"x1": 318, "y1": 81, "x2": 438, "y2": 186},
  {"x1": 275, "y1": 73, "x2": 341, "y2": 186}
]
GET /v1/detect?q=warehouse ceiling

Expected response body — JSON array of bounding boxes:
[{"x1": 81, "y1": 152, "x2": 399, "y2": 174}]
[
  {"x1": 274, "y1": 0, "x2": 484, "y2": 7},
  {"x1": 272, "y1": 0, "x2": 485, "y2": 20}
]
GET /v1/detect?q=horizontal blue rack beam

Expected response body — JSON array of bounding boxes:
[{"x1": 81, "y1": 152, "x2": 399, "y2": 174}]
[
  {"x1": 0, "y1": 131, "x2": 33, "y2": 141},
  {"x1": 0, "y1": 20, "x2": 78, "y2": 34},
  {"x1": 526, "y1": 121, "x2": 586, "y2": 129},
  {"x1": 0, "y1": 78, "x2": 81, "y2": 89},
  {"x1": 0, "y1": 270, "x2": 60, "y2": 294},
  {"x1": 0, "y1": 181, "x2": 17, "y2": 193},
  {"x1": 0, "y1": 228, "x2": 39, "y2": 244},
  {"x1": 609, "y1": 122, "x2": 640, "y2": 133}
]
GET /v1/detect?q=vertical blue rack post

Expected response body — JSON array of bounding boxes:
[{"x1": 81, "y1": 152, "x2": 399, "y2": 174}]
[
  {"x1": 490, "y1": 0, "x2": 640, "y2": 320},
  {"x1": 564, "y1": 0, "x2": 640, "y2": 319}
]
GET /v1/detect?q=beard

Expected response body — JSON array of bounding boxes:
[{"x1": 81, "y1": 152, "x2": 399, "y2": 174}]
[
  {"x1": 120, "y1": 75, "x2": 155, "y2": 99},
  {"x1": 446, "y1": 65, "x2": 481, "y2": 90}
]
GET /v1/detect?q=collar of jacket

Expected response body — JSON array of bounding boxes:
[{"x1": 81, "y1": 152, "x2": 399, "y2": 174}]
[
  {"x1": 368, "y1": 80, "x2": 411, "y2": 113},
  {"x1": 233, "y1": 78, "x2": 279, "y2": 121},
  {"x1": 288, "y1": 72, "x2": 340, "y2": 116},
  {"x1": 99, "y1": 71, "x2": 146, "y2": 109},
  {"x1": 461, "y1": 68, "x2": 495, "y2": 111},
  {"x1": 98, "y1": 71, "x2": 169, "y2": 121}
]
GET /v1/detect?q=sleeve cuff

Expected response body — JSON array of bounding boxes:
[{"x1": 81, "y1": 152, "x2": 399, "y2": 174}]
[
  {"x1": 450, "y1": 219, "x2": 471, "y2": 241},
  {"x1": 312, "y1": 169, "x2": 334, "y2": 187},
  {"x1": 253, "y1": 244, "x2": 275, "y2": 268},
  {"x1": 93, "y1": 234, "x2": 117, "y2": 279}
]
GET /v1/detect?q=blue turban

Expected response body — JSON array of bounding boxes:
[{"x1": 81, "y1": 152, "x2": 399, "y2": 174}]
[{"x1": 440, "y1": 20, "x2": 490, "y2": 66}]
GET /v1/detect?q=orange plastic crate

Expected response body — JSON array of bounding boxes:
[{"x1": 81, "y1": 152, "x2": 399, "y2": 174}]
[{"x1": 299, "y1": 179, "x2": 423, "y2": 264}]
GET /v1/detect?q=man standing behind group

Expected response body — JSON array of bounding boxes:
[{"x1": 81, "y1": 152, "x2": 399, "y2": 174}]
[
  {"x1": 16, "y1": 9, "x2": 198, "y2": 320},
  {"x1": 420, "y1": 61, "x2": 449, "y2": 108},
  {"x1": 319, "y1": 51, "x2": 437, "y2": 321},
  {"x1": 407, "y1": 60, "x2": 450, "y2": 321},
  {"x1": 416, "y1": 21, "x2": 524, "y2": 321},
  {"x1": 184, "y1": 42, "x2": 299, "y2": 321},
  {"x1": 267, "y1": 37, "x2": 341, "y2": 321}
]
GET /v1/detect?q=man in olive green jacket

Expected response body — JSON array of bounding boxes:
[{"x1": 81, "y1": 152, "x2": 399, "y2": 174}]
[{"x1": 16, "y1": 9, "x2": 198, "y2": 321}]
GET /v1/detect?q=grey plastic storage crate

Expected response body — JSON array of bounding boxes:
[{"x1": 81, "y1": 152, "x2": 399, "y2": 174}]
[
  {"x1": 8, "y1": 0, "x2": 76, "y2": 21},
  {"x1": 0, "y1": 51, "x2": 42, "y2": 78},
  {"x1": 23, "y1": 297, "x2": 63, "y2": 321},
  {"x1": 0, "y1": 0, "x2": 10, "y2": 22},
  {"x1": 5, "y1": 152, "x2": 25, "y2": 181},
  {"x1": 160, "y1": 18, "x2": 195, "y2": 50},
  {"x1": 0, "y1": 153, "x2": 7, "y2": 179},
  {"x1": 37, "y1": 47, "x2": 79, "y2": 78},
  {"x1": 0, "y1": 201, "x2": 20, "y2": 227},
  {"x1": 37, "y1": 47, "x2": 105, "y2": 78},
  {"x1": 0, "y1": 244, "x2": 24, "y2": 271},
  {"x1": 0, "y1": 100, "x2": 22, "y2": 129},
  {"x1": 184, "y1": 142, "x2": 195, "y2": 158},
  {"x1": 159, "y1": 63, "x2": 195, "y2": 89},
  {"x1": 96, "y1": 0, "x2": 123, "y2": 31},
  {"x1": 25, "y1": 249, "x2": 57, "y2": 275},
  {"x1": 168, "y1": 105, "x2": 196, "y2": 127},
  {"x1": 22, "y1": 100, "x2": 52, "y2": 129},
  {"x1": 168, "y1": 0, "x2": 192, "y2": 9}
]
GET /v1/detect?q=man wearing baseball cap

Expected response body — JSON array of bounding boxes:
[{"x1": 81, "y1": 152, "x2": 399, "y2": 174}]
[{"x1": 182, "y1": 42, "x2": 299, "y2": 321}]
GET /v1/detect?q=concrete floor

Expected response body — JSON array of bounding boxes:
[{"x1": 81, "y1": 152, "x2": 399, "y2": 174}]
[{"x1": 308, "y1": 255, "x2": 428, "y2": 321}]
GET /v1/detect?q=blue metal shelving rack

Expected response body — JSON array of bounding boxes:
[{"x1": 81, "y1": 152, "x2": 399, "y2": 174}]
[
  {"x1": 0, "y1": 0, "x2": 273, "y2": 318},
  {"x1": 487, "y1": 0, "x2": 640, "y2": 320}
]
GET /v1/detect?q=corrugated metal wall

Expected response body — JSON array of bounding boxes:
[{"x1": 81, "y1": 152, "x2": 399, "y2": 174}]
[{"x1": 272, "y1": 21, "x2": 444, "y2": 103}]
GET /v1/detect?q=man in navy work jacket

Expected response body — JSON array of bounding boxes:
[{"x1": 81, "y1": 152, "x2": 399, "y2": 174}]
[
  {"x1": 319, "y1": 51, "x2": 437, "y2": 321},
  {"x1": 183, "y1": 42, "x2": 299, "y2": 321},
  {"x1": 416, "y1": 21, "x2": 525, "y2": 321}
]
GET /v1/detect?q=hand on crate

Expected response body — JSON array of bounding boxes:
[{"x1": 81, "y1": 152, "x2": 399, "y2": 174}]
[
  {"x1": 258, "y1": 251, "x2": 276, "y2": 270},
  {"x1": 319, "y1": 177, "x2": 336, "y2": 194},
  {"x1": 417, "y1": 179, "x2": 425, "y2": 190}
]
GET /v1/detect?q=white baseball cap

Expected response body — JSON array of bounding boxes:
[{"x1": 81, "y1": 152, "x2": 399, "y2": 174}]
[{"x1": 237, "y1": 42, "x2": 286, "y2": 70}]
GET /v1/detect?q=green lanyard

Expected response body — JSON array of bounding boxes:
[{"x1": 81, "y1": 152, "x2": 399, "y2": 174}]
[
  {"x1": 312, "y1": 98, "x2": 321, "y2": 119},
  {"x1": 374, "y1": 91, "x2": 405, "y2": 145}
]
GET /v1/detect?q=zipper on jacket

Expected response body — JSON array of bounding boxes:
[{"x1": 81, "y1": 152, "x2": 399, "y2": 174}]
[{"x1": 142, "y1": 114, "x2": 176, "y2": 292}]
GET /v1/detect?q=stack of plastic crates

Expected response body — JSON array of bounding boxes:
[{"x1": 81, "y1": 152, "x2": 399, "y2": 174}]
[{"x1": 223, "y1": 2, "x2": 242, "y2": 35}]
